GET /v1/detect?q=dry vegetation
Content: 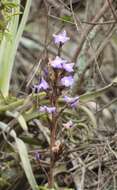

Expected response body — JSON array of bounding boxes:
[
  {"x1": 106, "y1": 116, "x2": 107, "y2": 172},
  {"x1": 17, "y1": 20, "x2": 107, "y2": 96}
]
[{"x1": 0, "y1": 0, "x2": 117, "y2": 189}]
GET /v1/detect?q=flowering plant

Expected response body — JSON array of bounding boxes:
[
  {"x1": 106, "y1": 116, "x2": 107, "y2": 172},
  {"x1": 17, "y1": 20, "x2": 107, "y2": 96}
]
[
  {"x1": 0, "y1": 24, "x2": 114, "y2": 190},
  {"x1": 33, "y1": 30, "x2": 79, "y2": 188},
  {"x1": 0, "y1": 1, "x2": 116, "y2": 189}
]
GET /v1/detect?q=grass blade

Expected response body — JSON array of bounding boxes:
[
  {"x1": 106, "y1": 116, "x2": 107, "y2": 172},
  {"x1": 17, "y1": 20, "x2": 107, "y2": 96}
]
[
  {"x1": 0, "y1": 121, "x2": 38, "y2": 190},
  {"x1": 0, "y1": 0, "x2": 31, "y2": 97}
]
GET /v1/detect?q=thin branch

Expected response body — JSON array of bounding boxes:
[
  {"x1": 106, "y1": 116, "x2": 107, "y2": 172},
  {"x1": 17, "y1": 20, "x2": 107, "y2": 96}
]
[
  {"x1": 72, "y1": 25, "x2": 115, "y2": 95},
  {"x1": 107, "y1": 0, "x2": 117, "y2": 21},
  {"x1": 49, "y1": 14, "x2": 117, "y2": 25},
  {"x1": 72, "y1": 0, "x2": 113, "y2": 62}
]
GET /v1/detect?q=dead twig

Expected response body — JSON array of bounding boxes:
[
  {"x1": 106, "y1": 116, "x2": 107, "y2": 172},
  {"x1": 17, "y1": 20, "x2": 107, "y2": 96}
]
[{"x1": 72, "y1": 0, "x2": 113, "y2": 62}]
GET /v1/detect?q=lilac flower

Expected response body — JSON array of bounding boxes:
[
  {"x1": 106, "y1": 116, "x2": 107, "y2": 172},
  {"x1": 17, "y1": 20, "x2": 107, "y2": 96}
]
[
  {"x1": 40, "y1": 106, "x2": 56, "y2": 113},
  {"x1": 62, "y1": 63, "x2": 74, "y2": 72},
  {"x1": 39, "y1": 78, "x2": 49, "y2": 90},
  {"x1": 63, "y1": 120, "x2": 74, "y2": 129},
  {"x1": 33, "y1": 78, "x2": 49, "y2": 93},
  {"x1": 35, "y1": 151, "x2": 40, "y2": 161},
  {"x1": 51, "y1": 56, "x2": 74, "y2": 73},
  {"x1": 53, "y1": 30, "x2": 70, "y2": 44},
  {"x1": 64, "y1": 95, "x2": 79, "y2": 108},
  {"x1": 61, "y1": 76, "x2": 74, "y2": 87},
  {"x1": 51, "y1": 56, "x2": 67, "y2": 69}
]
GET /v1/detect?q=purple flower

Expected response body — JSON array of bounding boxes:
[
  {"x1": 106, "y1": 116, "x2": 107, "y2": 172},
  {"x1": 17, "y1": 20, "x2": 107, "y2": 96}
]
[
  {"x1": 51, "y1": 56, "x2": 67, "y2": 69},
  {"x1": 64, "y1": 95, "x2": 79, "y2": 108},
  {"x1": 61, "y1": 76, "x2": 74, "y2": 87},
  {"x1": 33, "y1": 78, "x2": 49, "y2": 93},
  {"x1": 63, "y1": 120, "x2": 74, "y2": 129},
  {"x1": 39, "y1": 78, "x2": 49, "y2": 90},
  {"x1": 40, "y1": 106, "x2": 56, "y2": 113},
  {"x1": 53, "y1": 30, "x2": 70, "y2": 44},
  {"x1": 62, "y1": 63, "x2": 74, "y2": 72},
  {"x1": 50, "y1": 56, "x2": 74, "y2": 72},
  {"x1": 35, "y1": 151, "x2": 40, "y2": 161}
]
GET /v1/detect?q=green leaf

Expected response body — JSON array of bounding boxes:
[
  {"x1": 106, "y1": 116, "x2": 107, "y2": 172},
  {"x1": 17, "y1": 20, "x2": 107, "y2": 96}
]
[
  {"x1": 0, "y1": 121, "x2": 38, "y2": 190},
  {"x1": 0, "y1": 0, "x2": 31, "y2": 97},
  {"x1": 6, "y1": 110, "x2": 28, "y2": 131},
  {"x1": 17, "y1": 114, "x2": 28, "y2": 131},
  {"x1": 3, "y1": 2, "x2": 18, "y2": 8},
  {"x1": 60, "y1": 15, "x2": 73, "y2": 22},
  {"x1": 79, "y1": 82, "x2": 113, "y2": 102},
  {"x1": 15, "y1": 138, "x2": 37, "y2": 190},
  {"x1": 0, "y1": 0, "x2": 20, "y2": 97},
  {"x1": 78, "y1": 105, "x2": 97, "y2": 128}
]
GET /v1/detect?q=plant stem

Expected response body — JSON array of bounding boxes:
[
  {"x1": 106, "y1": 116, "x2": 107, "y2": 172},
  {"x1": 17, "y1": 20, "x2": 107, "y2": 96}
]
[
  {"x1": 49, "y1": 129, "x2": 55, "y2": 187},
  {"x1": 48, "y1": 67, "x2": 59, "y2": 188},
  {"x1": 49, "y1": 110, "x2": 58, "y2": 187}
]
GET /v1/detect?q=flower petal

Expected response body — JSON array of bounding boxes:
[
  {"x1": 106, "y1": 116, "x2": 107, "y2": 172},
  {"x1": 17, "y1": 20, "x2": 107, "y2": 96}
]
[
  {"x1": 51, "y1": 56, "x2": 67, "y2": 69},
  {"x1": 53, "y1": 30, "x2": 70, "y2": 44},
  {"x1": 63, "y1": 63, "x2": 74, "y2": 72},
  {"x1": 61, "y1": 76, "x2": 74, "y2": 87},
  {"x1": 39, "y1": 106, "x2": 56, "y2": 113},
  {"x1": 64, "y1": 95, "x2": 79, "y2": 108},
  {"x1": 33, "y1": 78, "x2": 49, "y2": 93}
]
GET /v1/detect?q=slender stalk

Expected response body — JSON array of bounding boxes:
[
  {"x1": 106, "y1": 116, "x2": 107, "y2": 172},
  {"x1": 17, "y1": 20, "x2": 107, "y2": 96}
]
[
  {"x1": 49, "y1": 96, "x2": 58, "y2": 188},
  {"x1": 49, "y1": 122, "x2": 56, "y2": 187},
  {"x1": 48, "y1": 42, "x2": 63, "y2": 188}
]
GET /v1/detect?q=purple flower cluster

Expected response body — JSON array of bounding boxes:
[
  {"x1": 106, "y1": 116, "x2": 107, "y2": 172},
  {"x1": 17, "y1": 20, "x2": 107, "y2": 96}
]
[
  {"x1": 51, "y1": 56, "x2": 74, "y2": 73},
  {"x1": 52, "y1": 31, "x2": 75, "y2": 88},
  {"x1": 32, "y1": 30, "x2": 79, "y2": 116},
  {"x1": 32, "y1": 30, "x2": 79, "y2": 164}
]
